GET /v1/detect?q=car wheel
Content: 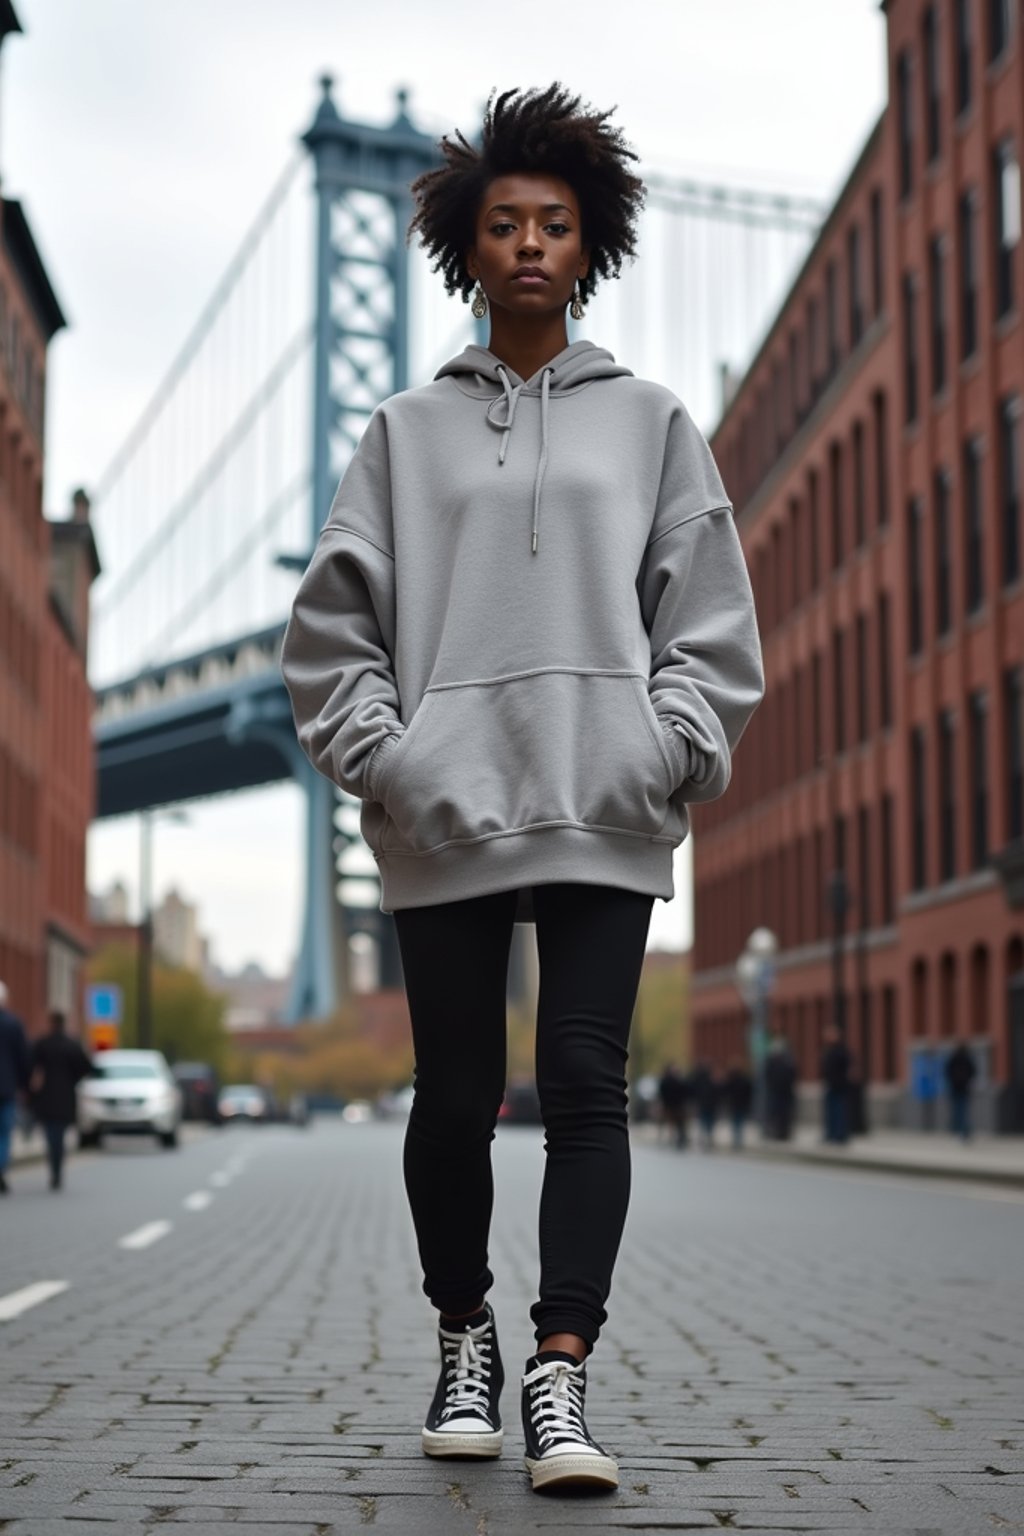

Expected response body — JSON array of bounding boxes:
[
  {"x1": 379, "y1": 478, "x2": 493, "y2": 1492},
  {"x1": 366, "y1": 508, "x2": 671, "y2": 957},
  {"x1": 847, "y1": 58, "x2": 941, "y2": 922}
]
[
  {"x1": 160, "y1": 1128, "x2": 179, "y2": 1149},
  {"x1": 78, "y1": 1130, "x2": 99, "y2": 1150}
]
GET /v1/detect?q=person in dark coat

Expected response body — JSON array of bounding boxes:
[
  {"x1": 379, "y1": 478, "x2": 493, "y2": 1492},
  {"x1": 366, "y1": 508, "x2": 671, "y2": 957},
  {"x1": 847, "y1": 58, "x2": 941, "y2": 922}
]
[
  {"x1": 0, "y1": 980, "x2": 30, "y2": 1194},
  {"x1": 689, "y1": 1061, "x2": 719, "y2": 1150},
  {"x1": 721, "y1": 1058, "x2": 754, "y2": 1149},
  {"x1": 764, "y1": 1034, "x2": 798, "y2": 1140},
  {"x1": 944, "y1": 1039, "x2": 977, "y2": 1141},
  {"x1": 658, "y1": 1062, "x2": 690, "y2": 1149},
  {"x1": 28, "y1": 1011, "x2": 94, "y2": 1190},
  {"x1": 820, "y1": 1025, "x2": 852, "y2": 1144}
]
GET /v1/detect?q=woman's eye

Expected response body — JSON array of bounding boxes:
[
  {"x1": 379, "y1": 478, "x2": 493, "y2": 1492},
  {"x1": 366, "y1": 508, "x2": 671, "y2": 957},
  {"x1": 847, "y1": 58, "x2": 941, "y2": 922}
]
[
  {"x1": 547, "y1": 223, "x2": 569, "y2": 235},
  {"x1": 490, "y1": 222, "x2": 514, "y2": 234}
]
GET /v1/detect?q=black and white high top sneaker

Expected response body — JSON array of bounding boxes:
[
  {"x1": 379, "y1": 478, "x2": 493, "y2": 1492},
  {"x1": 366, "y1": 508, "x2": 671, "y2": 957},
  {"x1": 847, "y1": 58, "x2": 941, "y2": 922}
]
[
  {"x1": 421, "y1": 1302, "x2": 504, "y2": 1458},
  {"x1": 521, "y1": 1351, "x2": 619, "y2": 1491}
]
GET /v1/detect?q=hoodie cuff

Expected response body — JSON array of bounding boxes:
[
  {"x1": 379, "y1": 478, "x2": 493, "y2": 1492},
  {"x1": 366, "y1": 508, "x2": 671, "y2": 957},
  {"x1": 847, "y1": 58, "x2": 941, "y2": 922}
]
[
  {"x1": 658, "y1": 719, "x2": 694, "y2": 792},
  {"x1": 365, "y1": 731, "x2": 404, "y2": 803}
]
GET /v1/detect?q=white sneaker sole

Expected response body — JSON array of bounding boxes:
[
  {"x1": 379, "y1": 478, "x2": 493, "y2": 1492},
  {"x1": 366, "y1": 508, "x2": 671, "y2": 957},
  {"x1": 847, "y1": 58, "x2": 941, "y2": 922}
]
[
  {"x1": 422, "y1": 1426, "x2": 503, "y2": 1458},
  {"x1": 525, "y1": 1451, "x2": 619, "y2": 1490}
]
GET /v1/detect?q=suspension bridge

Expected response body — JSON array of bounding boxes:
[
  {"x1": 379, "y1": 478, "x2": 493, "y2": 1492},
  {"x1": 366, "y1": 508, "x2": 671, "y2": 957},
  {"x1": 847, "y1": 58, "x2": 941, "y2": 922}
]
[{"x1": 90, "y1": 77, "x2": 826, "y2": 1021}]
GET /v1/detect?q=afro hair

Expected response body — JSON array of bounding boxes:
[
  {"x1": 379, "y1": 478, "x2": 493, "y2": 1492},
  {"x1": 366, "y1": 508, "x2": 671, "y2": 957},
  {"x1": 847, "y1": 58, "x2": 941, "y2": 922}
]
[{"x1": 407, "y1": 83, "x2": 646, "y2": 306}]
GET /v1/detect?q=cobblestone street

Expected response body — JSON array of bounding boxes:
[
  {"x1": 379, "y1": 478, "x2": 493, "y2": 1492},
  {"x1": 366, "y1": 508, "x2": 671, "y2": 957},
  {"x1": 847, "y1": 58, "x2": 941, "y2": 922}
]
[{"x1": 1, "y1": 1119, "x2": 1022, "y2": 1534}]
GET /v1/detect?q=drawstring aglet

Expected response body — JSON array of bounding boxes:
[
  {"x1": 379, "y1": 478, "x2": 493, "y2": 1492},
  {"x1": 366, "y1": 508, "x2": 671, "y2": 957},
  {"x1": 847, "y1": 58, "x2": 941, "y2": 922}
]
[{"x1": 531, "y1": 530, "x2": 538, "y2": 554}]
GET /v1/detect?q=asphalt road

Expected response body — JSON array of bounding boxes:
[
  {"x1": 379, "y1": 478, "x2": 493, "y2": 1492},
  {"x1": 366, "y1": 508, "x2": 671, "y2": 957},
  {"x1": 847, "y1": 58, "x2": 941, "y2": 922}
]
[{"x1": 1, "y1": 1118, "x2": 1022, "y2": 1534}]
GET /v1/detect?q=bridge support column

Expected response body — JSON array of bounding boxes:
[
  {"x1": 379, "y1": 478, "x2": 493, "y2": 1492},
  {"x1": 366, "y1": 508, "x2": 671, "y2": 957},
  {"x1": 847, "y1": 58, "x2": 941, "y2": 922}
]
[{"x1": 288, "y1": 756, "x2": 349, "y2": 1021}]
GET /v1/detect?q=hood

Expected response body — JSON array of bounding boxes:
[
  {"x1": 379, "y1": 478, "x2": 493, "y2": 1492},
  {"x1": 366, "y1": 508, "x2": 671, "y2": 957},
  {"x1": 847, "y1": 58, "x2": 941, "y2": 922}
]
[
  {"x1": 433, "y1": 340, "x2": 633, "y2": 553},
  {"x1": 435, "y1": 338, "x2": 632, "y2": 397}
]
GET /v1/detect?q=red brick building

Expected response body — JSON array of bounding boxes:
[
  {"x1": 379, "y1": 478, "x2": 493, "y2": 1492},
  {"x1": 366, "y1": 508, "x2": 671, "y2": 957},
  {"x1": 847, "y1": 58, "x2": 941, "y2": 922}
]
[
  {"x1": 694, "y1": 0, "x2": 1023, "y2": 1131},
  {"x1": 0, "y1": 4, "x2": 98, "y2": 1036}
]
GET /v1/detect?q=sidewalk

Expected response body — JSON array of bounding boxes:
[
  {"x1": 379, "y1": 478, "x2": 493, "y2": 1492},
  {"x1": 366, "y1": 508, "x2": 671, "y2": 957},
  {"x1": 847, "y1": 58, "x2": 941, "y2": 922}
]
[{"x1": 638, "y1": 1119, "x2": 1024, "y2": 1187}]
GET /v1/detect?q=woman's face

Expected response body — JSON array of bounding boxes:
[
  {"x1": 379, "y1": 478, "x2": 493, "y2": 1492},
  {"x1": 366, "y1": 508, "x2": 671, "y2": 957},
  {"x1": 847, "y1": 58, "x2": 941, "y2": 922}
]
[{"x1": 467, "y1": 171, "x2": 589, "y2": 317}]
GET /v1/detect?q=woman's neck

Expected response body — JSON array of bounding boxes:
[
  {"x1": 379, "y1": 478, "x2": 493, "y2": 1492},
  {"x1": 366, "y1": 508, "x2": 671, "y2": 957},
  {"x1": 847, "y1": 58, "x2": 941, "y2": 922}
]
[{"x1": 484, "y1": 311, "x2": 571, "y2": 383}]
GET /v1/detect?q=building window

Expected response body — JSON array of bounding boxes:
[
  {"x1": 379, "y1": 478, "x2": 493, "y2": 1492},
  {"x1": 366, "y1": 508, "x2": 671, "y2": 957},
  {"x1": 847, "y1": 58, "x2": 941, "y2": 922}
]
[
  {"x1": 935, "y1": 467, "x2": 953, "y2": 635},
  {"x1": 897, "y1": 48, "x2": 914, "y2": 199},
  {"x1": 872, "y1": 389, "x2": 889, "y2": 527},
  {"x1": 857, "y1": 803, "x2": 871, "y2": 927},
  {"x1": 870, "y1": 187, "x2": 885, "y2": 317},
  {"x1": 938, "y1": 708, "x2": 957, "y2": 882},
  {"x1": 988, "y1": 0, "x2": 1011, "y2": 61},
  {"x1": 826, "y1": 258, "x2": 840, "y2": 378},
  {"x1": 999, "y1": 394, "x2": 1021, "y2": 585},
  {"x1": 1006, "y1": 665, "x2": 1023, "y2": 841},
  {"x1": 959, "y1": 188, "x2": 979, "y2": 359},
  {"x1": 911, "y1": 725, "x2": 928, "y2": 890},
  {"x1": 807, "y1": 295, "x2": 820, "y2": 400},
  {"x1": 882, "y1": 985, "x2": 898, "y2": 1079},
  {"x1": 969, "y1": 688, "x2": 989, "y2": 868},
  {"x1": 929, "y1": 233, "x2": 948, "y2": 395},
  {"x1": 923, "y1": 6, "x2": 942, "y2": 162},
  {"x1": 789, "y1": 329, "x2": 801, "y2": 427},
  {"x1": 993, "y1": 138, "x2": 1020, "y2": 320},
  {"x1": 832, "y1": 627, "x2": 846, "y2": 755},
  {"x1": 881, "y1": 795, "x2": 896, "y2": 922},
  {"x1": 878, "y1": 590, "x2": 892, "y2": 728},
  {"x1": 903, "y1": 272, "x2": 919, "y2": 424},
  {"x1": 853, "y1": 419, "x2": 866, "y2": 546},
  {"x1": 956, "y1": 0, "x2": 973, "y2": 113},
  {"x1": 848, "y1": 223, "x2": 864, "y2": 346},
  {"x1": 964, "y1": 435, "x2": 985, "y2": 614},
  {"x1": 808, "y1": 466, "x2": 820, "y2": 586},
  {"x1": 829, "y1": 440, "x2": 844, "y2": 569},
  {"x1": 855, "y1": 611, "x2": 869, "y2": 742},
  {"x1": 908, "y1": 495, "x2": 925, "y2": 653},
  {"x1": 812, "y1": 649, "x2": 823, "y2": 763}
]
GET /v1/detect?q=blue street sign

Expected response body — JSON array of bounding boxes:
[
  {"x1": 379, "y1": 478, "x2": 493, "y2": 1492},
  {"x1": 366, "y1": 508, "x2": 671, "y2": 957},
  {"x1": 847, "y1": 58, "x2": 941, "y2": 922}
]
[{"x1": 86, "y1": 984, "x2": 123, "y2": 1025}]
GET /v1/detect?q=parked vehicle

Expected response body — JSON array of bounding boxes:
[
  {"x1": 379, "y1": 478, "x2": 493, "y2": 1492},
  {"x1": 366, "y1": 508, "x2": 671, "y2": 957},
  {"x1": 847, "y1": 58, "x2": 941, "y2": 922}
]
[
  {"x1": 288, "y1": 1093, "x2": 310, "y2": 1127},
  {"x1": 217, "y1": 1084, "x2": 271, "y2": 1123},
  {"x1": 77, "y1": 1050, "x2": 182, "y2": 1149},
  {"x1": 172, "y1": 1061, "x2": 222, "y2": 1124},
  {"x1": 499, "y1": 1078, "x2": 543, "y2": 1125}
]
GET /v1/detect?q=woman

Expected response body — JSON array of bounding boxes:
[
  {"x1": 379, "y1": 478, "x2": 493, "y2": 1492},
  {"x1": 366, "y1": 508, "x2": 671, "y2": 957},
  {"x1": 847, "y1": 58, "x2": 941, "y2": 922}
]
[
  {"x1": 281, "y1": 83, "x2": 764, "y2": 1494},
  {"x1": 28, "y1": 1011, "x2": 93, "y2": 1190}
]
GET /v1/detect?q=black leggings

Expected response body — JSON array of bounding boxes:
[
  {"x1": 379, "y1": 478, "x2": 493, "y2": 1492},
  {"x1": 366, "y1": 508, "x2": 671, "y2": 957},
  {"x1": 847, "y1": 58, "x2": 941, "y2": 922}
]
[{"x1": 394, "y1": 881, "x2": 654, "y2": 1350}]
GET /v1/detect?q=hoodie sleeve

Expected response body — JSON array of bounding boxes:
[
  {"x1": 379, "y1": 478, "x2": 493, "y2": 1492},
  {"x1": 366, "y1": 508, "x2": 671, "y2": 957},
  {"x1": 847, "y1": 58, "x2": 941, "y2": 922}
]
[
  {"x1": 280, "y1": 408, "x2": 406, "y2": 803},
  {"x1": 637, "y1": 401, "x2": 765, "y2": 804}
]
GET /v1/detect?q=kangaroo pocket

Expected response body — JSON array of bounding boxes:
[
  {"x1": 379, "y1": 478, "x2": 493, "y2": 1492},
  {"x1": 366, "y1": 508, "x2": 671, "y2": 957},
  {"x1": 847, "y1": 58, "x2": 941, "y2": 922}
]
[{"x1": 374, "y1": 670, "x2": 676, "y2": 855}]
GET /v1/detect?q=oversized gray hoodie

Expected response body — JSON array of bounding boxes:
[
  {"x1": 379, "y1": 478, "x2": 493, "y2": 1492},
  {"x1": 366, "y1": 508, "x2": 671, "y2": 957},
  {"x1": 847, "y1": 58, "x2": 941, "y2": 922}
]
[{"x1": 280, "y1": 339, "x2": 765, "y2": 921}]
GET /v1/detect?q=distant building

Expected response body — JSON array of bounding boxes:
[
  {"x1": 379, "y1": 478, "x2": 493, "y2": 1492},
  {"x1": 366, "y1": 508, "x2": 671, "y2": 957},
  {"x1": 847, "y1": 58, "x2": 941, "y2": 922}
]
[
  {"x1": 152, "y1": 887, "x2": 204, "y2": 973},
  {"x1": 89, "y1": 880, "x2": 130, "y2": 925},
  {"x1": 208, "y1": 960, "x2": 289, "y2": 1032},
  {"x1": 0, "y1": 5, "x2": 98, "y2": 1037},
  {"x1": 693, "y1": 0, "x2": 1023, "y2": 1132}
]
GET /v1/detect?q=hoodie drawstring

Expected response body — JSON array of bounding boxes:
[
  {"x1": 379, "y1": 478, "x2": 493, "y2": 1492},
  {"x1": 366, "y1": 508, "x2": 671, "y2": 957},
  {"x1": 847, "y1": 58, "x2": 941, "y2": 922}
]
[{"x1": 486, "y1": 364, "x2": 555, "y2": 555}]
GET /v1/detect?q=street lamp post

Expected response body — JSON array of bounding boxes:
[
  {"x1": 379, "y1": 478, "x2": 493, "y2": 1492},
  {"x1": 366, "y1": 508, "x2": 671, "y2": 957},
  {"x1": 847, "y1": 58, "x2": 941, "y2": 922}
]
[{"x1": 734, "y1": 927, "x2": 779, "y2": 1133}]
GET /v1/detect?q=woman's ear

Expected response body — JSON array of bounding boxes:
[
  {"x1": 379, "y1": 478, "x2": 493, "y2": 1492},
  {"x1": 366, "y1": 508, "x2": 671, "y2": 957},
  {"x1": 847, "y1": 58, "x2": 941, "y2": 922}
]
[{"x1": 466, "y1": 247, "x2": 478, "y2": 282}]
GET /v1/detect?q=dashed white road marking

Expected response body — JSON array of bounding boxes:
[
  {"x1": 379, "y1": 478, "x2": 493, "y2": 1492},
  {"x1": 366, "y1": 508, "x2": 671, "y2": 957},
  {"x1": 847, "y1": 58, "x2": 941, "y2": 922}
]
[
  {"x1": 209, "y1": 1171, "x2": 231, "y2": 1187},
  {"x1": 118, "y1": 1220, "x2": 173, "y2": 1250},
  {"x1": 183, "y1": 1191, "x2": 213, "y2": 1212},
  {"x1": 0, "y1": 1280, "x2": 70, "y2": 1322}
]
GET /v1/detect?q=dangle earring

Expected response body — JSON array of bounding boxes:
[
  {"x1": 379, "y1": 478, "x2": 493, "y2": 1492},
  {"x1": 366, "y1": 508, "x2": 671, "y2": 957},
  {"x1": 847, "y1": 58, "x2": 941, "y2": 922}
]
[
  {"x1": 471, "y1": 281, "x2": 488, "y2": 319},
  {"x1": 570, "y1": 282, "x2": 584, "y2": 320}
]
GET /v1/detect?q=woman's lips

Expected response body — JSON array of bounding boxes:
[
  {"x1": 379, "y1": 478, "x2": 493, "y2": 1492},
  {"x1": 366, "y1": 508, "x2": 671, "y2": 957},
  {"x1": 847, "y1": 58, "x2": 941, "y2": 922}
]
[{"x1": 511, "y1": 274, "x2": 549, "y2": 286}]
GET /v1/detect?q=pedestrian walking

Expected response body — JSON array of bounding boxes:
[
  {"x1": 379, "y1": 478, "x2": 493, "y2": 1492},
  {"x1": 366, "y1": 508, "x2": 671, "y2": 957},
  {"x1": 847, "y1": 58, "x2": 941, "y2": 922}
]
[
  {"x1": 821, "y1": 1026, "x2": 852, "y2": 1145},
  {"x1": 689, "y1": 1061, "x2": 719, "y2": 1150},
  {"x1": 281, "y1": 82, "x2": 764, "y2": 1494},
  {"x1": 764, "y1": 1033, "x2": 798, "y2": 1140},
  {"x1": 944, "y1": 1039, "x2": 977, "y2": 1141},
  {"x1": 721, "y1": 1057, "x2": 754, "y2": 1149},
  {"x1": 0, "y1": 979, "x2": 30, "y2": 1194},
  {"x1": 27, "y1": 1012, "x2": 94, "y2": 1190},
  {"x1": 658, "y1": 1061, "x2": 691, "y2": 1149}
]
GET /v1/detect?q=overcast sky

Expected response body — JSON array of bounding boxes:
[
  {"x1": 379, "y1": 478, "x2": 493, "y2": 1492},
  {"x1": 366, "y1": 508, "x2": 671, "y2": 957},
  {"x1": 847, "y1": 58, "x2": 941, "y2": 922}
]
[{"x1": 2, "y1": 0, "x2": 888, "y2": 976}]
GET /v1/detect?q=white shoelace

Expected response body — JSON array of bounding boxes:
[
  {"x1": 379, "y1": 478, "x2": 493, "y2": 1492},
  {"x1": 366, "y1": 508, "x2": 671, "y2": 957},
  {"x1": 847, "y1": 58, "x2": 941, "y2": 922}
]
[
  {"x1": 438, "y1": 1327, "x2": 493, "y2": 1422},
  {"x1": 523, "y1": 1360, "x2": 588, "y2": 1450}
]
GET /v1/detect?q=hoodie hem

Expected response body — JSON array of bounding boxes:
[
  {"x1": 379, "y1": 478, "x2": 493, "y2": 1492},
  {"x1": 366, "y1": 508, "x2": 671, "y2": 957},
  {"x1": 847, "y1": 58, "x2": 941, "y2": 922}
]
[{"x1": 372, "y1": 824, "x2": 679, "y2": 916}]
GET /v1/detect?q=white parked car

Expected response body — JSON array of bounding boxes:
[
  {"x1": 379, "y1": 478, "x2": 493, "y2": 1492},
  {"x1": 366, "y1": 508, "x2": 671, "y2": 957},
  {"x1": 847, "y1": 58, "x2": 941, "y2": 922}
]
[{"x1": 77, "y1": 1050, "x2": 182, "y2": 1150}]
